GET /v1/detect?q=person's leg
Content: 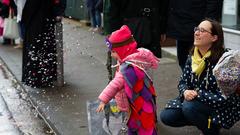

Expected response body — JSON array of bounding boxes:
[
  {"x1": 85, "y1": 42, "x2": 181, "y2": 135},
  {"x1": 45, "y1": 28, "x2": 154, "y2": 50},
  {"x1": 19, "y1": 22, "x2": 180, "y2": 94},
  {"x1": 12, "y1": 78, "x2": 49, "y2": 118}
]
[
  {"x1": 149, "y1": 42, "x2": 161, "y2": 58},
  {"x1": 95, "y1": 10, "x2": 102, "y2": 28},
  {"x1": 160, "y1": 108, "x2": 190, "y2": 127},
  {"x1": 2, "y1": 38, "x2": 11, "y2": 45},
  {"x1": 149, "y1": 29, "x2": 161, "y2": 58},
  {"x1": 176, "y1": 40, "x2": 193, "y2": 71},
  {"x1": 91, "y1": 8, "x2": 97, "y2": 28},
  {"x1": 15, "y1": 21, "x2": 24, "y2": 48},
  {"x1": 182, "y1": 100, "x2": 220, "y2": 135},
  {"x1": 88, "y1": 8, "x2": 97, "y2": 30}
]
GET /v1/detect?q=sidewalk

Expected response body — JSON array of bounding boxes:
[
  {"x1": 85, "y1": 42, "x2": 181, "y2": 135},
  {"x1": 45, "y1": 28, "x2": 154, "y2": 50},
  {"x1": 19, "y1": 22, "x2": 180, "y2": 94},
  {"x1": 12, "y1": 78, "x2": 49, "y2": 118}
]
[
  {"x1": 0, "y1": 64, "x2": 22, "y2": 135},
  {"x1": 0, "y1": 18, "x2": 239, "y2": 135},
  {"x1": 0, "y1": 94, "x2": 21, "y2": 135}
]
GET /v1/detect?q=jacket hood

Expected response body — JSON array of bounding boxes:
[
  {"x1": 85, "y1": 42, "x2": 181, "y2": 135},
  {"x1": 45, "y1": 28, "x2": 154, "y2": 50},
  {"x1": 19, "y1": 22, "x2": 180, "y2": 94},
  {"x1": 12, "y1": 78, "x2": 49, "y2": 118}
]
[{"x1": 122, "y1": 48, "x2": 160, "y2": 70}]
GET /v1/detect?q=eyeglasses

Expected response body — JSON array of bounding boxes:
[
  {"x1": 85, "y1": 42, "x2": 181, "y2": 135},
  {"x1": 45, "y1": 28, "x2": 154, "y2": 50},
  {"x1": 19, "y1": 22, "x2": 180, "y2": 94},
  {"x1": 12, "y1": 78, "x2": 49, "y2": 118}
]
[{"x1": 194, "y1": 27, "x2": 212, "y2": 34}]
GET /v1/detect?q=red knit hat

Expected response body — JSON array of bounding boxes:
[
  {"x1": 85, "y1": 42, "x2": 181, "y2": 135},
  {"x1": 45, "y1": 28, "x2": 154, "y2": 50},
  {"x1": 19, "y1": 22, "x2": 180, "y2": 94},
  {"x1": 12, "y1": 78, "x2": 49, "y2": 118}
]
[{"x1": 106, "y1": 25, "x2": 137, "y2": 60}]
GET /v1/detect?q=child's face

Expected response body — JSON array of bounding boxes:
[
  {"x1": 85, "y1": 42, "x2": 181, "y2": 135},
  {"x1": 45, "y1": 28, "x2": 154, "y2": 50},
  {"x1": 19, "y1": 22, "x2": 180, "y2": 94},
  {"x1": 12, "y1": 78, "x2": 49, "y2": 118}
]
[{"x1": 111, "y1": 50, "x2": 120, "y2": 61}]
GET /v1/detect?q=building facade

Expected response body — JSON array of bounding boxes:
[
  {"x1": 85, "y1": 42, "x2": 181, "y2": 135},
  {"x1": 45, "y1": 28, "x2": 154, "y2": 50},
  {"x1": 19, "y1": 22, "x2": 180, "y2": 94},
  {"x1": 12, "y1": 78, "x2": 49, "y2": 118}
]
[{"x1": 222, "y1": 0, "x2": 240, "y2": 50}]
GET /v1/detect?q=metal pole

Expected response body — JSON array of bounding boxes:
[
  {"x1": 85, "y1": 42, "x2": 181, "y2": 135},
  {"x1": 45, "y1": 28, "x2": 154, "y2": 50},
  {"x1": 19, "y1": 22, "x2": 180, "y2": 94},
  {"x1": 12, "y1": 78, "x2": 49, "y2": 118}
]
[{"x1": 55, "y1": 20, "x2": 64, "y2": 87}]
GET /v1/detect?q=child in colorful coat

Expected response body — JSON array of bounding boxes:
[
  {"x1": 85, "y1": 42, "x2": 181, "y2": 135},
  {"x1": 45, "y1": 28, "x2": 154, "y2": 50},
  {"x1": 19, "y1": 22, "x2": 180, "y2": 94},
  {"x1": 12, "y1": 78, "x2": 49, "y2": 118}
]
[{"x1": 96, "y1": 25, "x2": 159, "y2": 135}]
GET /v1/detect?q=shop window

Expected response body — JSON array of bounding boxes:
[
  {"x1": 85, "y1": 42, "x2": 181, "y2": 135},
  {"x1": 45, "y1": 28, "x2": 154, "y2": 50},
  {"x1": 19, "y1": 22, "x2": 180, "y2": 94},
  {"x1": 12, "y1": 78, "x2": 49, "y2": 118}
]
[{"x1": 222, "y1": 0, "x2": 240, "y2": 30}]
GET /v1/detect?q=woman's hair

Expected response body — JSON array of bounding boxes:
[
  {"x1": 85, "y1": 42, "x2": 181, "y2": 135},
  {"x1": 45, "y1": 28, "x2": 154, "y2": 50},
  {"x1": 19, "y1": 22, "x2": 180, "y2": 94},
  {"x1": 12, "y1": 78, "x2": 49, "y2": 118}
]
[{"x1": 191, "y1": 18, "x2": 225, "y2": 64}]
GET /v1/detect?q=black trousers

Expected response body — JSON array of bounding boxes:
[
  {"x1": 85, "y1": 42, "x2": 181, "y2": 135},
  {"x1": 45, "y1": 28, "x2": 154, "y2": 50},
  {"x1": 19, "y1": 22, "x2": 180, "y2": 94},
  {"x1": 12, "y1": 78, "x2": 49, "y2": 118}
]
[{"x1": 176, "y1": 40, "x2": 193, "y2": 71}]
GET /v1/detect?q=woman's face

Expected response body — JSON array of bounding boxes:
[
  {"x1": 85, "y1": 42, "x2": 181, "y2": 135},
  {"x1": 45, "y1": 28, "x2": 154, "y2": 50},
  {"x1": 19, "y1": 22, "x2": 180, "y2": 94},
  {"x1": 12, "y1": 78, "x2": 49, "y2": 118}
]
[{"x1": 194, "y1": 21, "x2": 217, "y2": 49}]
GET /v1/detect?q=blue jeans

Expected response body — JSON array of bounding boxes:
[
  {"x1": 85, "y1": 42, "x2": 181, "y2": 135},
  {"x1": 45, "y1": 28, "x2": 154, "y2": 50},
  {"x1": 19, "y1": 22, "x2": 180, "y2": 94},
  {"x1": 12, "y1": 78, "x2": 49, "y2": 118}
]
[
  {"x1": 89, "y1": 8, "x2": 101, "y2": 28},
  {"x1": 160, "y1": 100, "x2": 220, "y2": 135},
  {"x1": 176, "y1": 40, "x2": 193, "y2": 71}
]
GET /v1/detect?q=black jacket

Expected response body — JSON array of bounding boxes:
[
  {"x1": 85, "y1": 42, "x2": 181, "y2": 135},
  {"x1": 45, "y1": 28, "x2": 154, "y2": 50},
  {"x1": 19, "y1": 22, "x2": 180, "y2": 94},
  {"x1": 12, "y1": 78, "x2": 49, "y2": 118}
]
[
  {"x1": 109, "y1": 0, "x2": 167, "y2": 34},
  {"x1": 166, "y1": 0, "x2": 223, "y2": 41},
  {"x1": 53, "y1": 0, "x2": 66, "y2": 16},
  {"x1": 108, "y1": 0, "x2": 168, "y2": 58}
]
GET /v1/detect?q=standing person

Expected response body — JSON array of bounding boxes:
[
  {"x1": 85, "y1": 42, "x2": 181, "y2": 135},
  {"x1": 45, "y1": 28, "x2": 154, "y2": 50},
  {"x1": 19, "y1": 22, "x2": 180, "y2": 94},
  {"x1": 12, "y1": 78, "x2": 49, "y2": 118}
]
[
  {"x1": 21, "y1": 0, "x2": 66, "y2": 88},
  {"x1": 13, "y1": 0, "x2": 26, "y2": 49},
  {"x1": 86, "y1": 0, "x2": 102, "y2": 32},
  {"x1": 166, "y1": 0, "x2": 223, "y2": 71},
  {"x1": 102, "y1": 0, "x2": 111, "y2": 35},
  {"x1": 0, "y1": 0, "x2": 17, "y2": 45},
  {"x1": 108, "y1": 0, "x2": 168, "y2": 58},
  {"x1": 96, "y1": 25, "x2": 159, "y2": 135},
  {"x1": 160, "y1": 19, "x2": 240, "y2": 135}
]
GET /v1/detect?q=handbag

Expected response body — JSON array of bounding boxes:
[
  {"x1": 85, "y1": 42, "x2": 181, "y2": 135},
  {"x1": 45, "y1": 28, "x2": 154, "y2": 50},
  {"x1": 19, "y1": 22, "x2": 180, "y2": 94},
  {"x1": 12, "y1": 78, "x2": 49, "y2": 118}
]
[
  {"x1": 103, "y1": 100, "x2": 128, "y2": 135},
  {"x1": 213, "y1": 50, "x2": 240, "y2": 97},
  {"x1": 3, "y1": 8, "x2": 20, "y2": 39}
]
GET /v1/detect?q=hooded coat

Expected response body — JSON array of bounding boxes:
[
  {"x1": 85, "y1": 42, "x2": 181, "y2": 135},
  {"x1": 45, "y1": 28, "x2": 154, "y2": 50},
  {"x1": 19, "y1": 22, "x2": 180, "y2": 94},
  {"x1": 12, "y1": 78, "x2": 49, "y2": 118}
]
[{"x1": 99, "y1": 48, "x2": 159, "y2": 135}]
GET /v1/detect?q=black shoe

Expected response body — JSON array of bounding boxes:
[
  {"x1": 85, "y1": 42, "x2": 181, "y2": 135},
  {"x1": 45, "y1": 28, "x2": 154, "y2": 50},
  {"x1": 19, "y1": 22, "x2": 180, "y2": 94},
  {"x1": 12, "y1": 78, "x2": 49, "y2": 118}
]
[{"x1": 2, "y1": 38, "x2": 11, "y2": 45}]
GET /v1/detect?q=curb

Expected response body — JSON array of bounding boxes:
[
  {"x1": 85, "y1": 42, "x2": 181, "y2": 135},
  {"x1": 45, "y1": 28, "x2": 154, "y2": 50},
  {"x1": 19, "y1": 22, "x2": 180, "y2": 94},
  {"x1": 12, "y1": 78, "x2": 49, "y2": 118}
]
[
  {"x1": 0, "y1": 93, "x2": 23, "y2": 134},
  {"x1": 162, "y1": 49, "x2": 177, "y2": 60},
  {"x1": 0, "y1": 57, "x2": 59, "y2": 135}
]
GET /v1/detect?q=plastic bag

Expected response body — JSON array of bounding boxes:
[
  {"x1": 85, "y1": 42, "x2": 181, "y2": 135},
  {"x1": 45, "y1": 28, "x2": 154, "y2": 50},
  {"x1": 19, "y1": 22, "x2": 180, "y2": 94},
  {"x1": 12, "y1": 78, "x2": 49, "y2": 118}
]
[
  {"x1": 213, "y1": 50, "x2": 240, "y2": 97},
  {"x1": 103, "y1": 100, "x2": 128, "y2": 135},
  {"x1": 3, "y1": 8, "x2": 19, "y2": 39}
]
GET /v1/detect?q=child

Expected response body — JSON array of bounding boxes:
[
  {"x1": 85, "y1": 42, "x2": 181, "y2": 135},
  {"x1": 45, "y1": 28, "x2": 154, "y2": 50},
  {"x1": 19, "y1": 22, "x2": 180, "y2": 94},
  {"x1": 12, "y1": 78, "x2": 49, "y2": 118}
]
[{"x1": 96, "y1": 25, "x2": 159, "y2": 135}]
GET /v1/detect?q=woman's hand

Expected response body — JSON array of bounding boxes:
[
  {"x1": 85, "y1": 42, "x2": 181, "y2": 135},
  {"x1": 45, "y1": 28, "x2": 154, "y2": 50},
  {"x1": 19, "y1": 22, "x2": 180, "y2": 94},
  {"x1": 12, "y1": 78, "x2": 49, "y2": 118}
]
[
  {"x1": 96, "y1": 102, "x2": 106, "y2": 112},
  {"x1": 183, "y1": 90, "x2": 198, "y2": 101}
]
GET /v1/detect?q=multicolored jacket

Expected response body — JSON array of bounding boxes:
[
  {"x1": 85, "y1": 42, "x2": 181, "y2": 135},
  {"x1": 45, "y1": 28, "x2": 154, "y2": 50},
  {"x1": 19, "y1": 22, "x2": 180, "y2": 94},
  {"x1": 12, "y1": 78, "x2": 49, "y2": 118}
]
[
  {"x1": 99, "y1": 48, "x2": 159, "y2": 110},
  {"x1": 98, "y1": 48, "x2": 159, "y2": 134}
]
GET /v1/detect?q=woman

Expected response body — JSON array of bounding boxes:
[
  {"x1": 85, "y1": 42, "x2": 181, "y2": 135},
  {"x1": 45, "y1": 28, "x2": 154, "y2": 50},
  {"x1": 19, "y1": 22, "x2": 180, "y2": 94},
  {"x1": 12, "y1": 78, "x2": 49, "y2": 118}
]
[
  {"x1": 21, "y1": 0, "x2": 65, "y2": 88},
  {"x1": 160, "y1": 19, "x2": 240, "y2": 135}
]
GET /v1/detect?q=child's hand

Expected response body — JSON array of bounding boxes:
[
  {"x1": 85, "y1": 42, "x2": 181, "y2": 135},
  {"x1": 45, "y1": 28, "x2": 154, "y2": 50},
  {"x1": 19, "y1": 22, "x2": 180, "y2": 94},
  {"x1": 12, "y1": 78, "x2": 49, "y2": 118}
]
[{"x1": 96, "y1": 102, "x2": 105, "y2": 112}]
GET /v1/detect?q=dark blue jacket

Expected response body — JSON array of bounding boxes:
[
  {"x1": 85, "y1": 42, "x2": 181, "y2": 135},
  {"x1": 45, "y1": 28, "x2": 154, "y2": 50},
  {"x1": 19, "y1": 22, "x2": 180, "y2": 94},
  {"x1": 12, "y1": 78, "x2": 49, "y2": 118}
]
[{"x1": 86, "y1": 0, "x2": 98, "y2": 9}]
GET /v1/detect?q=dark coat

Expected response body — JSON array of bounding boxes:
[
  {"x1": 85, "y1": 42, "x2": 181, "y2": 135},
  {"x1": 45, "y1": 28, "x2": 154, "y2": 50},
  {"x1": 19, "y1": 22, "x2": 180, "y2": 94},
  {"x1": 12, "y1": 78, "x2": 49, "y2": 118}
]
[
  {"x1": 21, "y1": 0, "x2": 66, "y2": 87},
  {"x1": 108, "y1": 0, "x2": 168, "y2": 58},
  {"x1": 86, "y1": 0, "x2": 98, "y2": 9},
  {"x1": 166, "y1": 56, "x2": 240, "y2": 129},
  {"x1": 53, "y1": 0, "x2": 66, "y2": 16},
  {"x1": 22, "y1": 0, "x2": 66, "y2": 41},
  {"x1": 166, "y1": 0, "x2": 223, "y2": 41}
]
